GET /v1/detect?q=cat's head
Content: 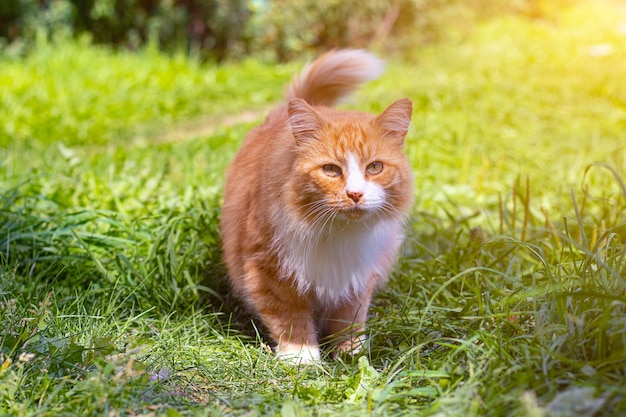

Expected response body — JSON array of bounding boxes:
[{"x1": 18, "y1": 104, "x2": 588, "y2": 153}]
[{"x1": 286, "y1": 98, "x2": 413, "y2": 225}]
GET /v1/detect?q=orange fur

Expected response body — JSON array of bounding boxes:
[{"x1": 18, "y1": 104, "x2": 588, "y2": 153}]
[{"x1": 220, "y1": 49, "x2": 413, "y2": 363}]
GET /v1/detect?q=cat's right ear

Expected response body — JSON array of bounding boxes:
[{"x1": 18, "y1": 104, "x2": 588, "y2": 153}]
[{"x1": 288, "y1": 98, "x2": 324, "y2": 144}]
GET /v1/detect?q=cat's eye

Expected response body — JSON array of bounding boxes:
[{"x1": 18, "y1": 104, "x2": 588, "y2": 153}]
[
  {"x1": 366, "y1": 161, "x2": 384, "y2": 175},
  {"x1": 322, "y1": 164, "x2": 342, "y2": 177}
]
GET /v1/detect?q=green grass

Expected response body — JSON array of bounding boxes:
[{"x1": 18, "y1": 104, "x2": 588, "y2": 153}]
[{"x1": 1, "y1": 1, "x2": 626, "y2": 415}]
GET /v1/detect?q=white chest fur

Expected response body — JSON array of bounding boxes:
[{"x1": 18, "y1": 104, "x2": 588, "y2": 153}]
[{"x1": 272, "y1": 217, "x2": 404, "y2": 304}]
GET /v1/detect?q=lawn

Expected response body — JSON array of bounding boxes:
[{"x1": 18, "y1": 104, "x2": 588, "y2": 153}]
[{"x1": 1, "y1": 1, "x2": 626, "y2": 415}]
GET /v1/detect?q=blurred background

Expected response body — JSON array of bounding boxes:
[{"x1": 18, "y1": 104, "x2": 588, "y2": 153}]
[{"x1": 0, "y1": 0, "x2": 575, "y2": 62}]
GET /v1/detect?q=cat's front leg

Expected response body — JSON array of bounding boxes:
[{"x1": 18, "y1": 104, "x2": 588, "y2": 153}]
[
  {"x1": 325, "y1": 278, "x2": 376, "y2": 356},
  {"x1": 242, "y1": 262, "x2": 320, "y2": 364},
  {"x1": 326, "y1": 302, "x2": 368, "y2": 356}
]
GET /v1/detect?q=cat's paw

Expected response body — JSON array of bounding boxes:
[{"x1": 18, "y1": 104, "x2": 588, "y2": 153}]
[
  {"x1": 276, "y1": 343, "x2": 321, "y2": 365},
  {"x1": 334, "y1": 334, "x2": 366, "y2": 356}
]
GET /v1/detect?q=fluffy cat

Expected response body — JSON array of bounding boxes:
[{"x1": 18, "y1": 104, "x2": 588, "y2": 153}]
[{"x1": 220, "y1": 49, "x2": 413, "y2": 364}]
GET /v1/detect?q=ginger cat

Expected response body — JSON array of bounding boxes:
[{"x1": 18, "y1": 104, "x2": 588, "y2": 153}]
[{"x1": 220, "y1": 49, "x2": 413, "y2": 364}]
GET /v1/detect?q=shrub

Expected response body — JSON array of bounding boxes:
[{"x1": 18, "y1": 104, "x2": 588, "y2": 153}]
[{"x1": 0, "y1": 0, "x2": 577, "y2": 61}]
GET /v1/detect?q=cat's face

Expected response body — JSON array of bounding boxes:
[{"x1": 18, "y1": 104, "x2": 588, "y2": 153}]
[{"x1": 286, "y1": 98, "x2": 413, "y2": 225}]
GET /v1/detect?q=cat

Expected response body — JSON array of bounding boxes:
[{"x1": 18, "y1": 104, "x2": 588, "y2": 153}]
[{"x1": 220, "y1": 49, "x2": 413, "y2": 364}]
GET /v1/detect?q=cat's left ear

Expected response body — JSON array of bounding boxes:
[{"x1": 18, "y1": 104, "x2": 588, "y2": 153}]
[
  {"x1": 288, "y1": 98, "x2": 324, "y2": 144},
  {"x1": 375, "y1": 98, "x2": 413, "y2": 145}
]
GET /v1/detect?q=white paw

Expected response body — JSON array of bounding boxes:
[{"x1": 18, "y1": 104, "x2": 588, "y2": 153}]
[
  {"x1": 276, "y1": 343, "x2": 321, "y2": 365},
  {"x1": 336, "y1": 334, "x2": 366, "y2": 356},
  {"x1": 350, "y1": 334, "x2": 367, "y2": 355}
]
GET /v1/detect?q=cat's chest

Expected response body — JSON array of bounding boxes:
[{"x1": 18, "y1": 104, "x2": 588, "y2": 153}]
[{"x1": 274, "y1": 219, "x2": 403, "y2": 303}]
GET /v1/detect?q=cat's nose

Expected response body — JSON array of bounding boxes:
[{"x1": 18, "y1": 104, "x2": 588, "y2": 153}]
[{"x1": 346, "y1": 190, "x2": 363, "y2": 203}]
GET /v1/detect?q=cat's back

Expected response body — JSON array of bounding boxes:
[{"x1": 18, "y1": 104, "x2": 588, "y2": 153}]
[
  {"x1": 220, "y1": 106, "x2": 293, "y2": 281},
  {"x1": 226, "y1": 106, "x2": 290, "y2": 174}
]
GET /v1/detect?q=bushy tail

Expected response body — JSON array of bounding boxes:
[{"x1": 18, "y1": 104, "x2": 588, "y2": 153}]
[{"x1": 285, "y1": 49, "x2": 385, "y2": 107}]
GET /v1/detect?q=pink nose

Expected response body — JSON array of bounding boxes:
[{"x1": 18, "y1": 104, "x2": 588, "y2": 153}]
[{"x1": 346, "y1": 190, "x2": 363, "y2": 203}]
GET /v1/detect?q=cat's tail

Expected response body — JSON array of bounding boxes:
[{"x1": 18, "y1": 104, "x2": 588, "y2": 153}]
[{"x1": 285, "y1": 49, "x2": 385, "y2": 107}]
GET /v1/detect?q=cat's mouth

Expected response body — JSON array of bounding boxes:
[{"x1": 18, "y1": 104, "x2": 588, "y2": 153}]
[
  {"x1": 325, "y1": 200, "x2": 375, "y2": 221},
  {"x1": 341, "y1": 206, "x2": 368, "y2": 220}
]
